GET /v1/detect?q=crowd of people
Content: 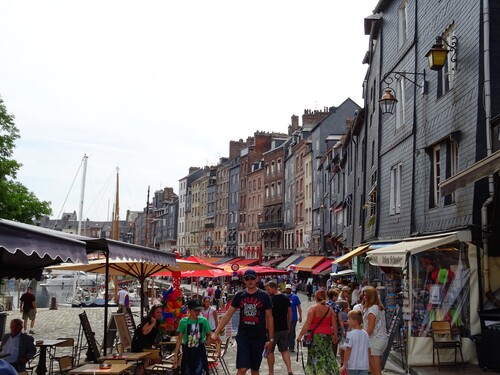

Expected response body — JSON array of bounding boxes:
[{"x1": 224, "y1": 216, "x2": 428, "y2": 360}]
[{"x1": 0, "y1": 273, "x2": 388, "y2": 375}]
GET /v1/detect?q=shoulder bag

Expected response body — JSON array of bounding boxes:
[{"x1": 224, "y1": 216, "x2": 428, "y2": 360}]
[{"x1": 302, "y1": 307, "x2": 330, "y2": 348}]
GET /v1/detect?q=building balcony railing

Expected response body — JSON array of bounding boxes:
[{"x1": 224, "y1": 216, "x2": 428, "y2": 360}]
[{"x1": 258, "y1": 220, "x2": 283, "y2": 230}]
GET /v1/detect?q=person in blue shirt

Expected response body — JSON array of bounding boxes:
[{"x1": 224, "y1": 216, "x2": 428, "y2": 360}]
[
  {"x1": 0, "y1": 319, "x2": 36, "y2": 372},
  {"x1": 284, "y1": 284, "x2": 302, "y2": 352}
]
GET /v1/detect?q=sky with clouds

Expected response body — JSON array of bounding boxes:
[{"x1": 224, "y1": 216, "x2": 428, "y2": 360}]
[{"x1": 0, "y1": 1, "x2": 374, "y2": 221}]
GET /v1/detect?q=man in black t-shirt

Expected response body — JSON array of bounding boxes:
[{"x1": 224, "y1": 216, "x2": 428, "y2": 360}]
[
  {"x1": 212, "y1": 269, "x2": 274, "y2": 375},
  {"x1": 213, "y1": 285, "x2": 222, "y2": 308},
  {"x1": 19, "y1": 287, "x2": 36, "y2": 334},
  {"x1": 265, "y1": 280, "x2": 293, "y2": 375}
]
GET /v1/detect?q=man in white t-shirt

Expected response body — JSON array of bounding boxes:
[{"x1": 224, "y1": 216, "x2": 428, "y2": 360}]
[{"x1": 117, "y1": 286, "x2": 130, "y2": 313}]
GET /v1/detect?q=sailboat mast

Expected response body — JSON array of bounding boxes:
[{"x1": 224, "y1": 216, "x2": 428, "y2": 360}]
[
  {"x1": 112, "y1": 167, "x2": 120, "y2": 240},
  {"x1": 77, "y1": 154, "x2": 88, "y2": 235}
]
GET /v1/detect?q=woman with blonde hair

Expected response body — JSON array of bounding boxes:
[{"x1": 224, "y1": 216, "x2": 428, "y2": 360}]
[
  {"x1": 297, "y1": 289, "x2": 339, "y2": 375},
  {"x1": 362, "y1": 286, "x2": 388, "y2": 375}
]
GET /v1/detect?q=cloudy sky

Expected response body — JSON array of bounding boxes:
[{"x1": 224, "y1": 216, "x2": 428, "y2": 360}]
[{"x1": 0, "y1": 1, "x2": 373, "y2": 222}]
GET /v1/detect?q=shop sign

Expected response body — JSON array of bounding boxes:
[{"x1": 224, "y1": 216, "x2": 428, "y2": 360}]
[{"x1": 370, "y1": 254, "x2": 405, "y2": 267}]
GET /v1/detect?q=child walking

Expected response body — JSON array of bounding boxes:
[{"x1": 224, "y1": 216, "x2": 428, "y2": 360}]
[
  {"x1": 173, "y1": 299, "x2": 214, "y2": 375},
  {"x1": 338, "y1": 299, "x2": 350, "y2": 366},
  {"x1": 340, "y1": 310, "x2": 371, "y2": 375}
]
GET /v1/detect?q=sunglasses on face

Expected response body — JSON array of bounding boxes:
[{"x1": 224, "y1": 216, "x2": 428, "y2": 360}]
[{"x1": 244, "y1": 276, "x2": 256, "y2": 281}]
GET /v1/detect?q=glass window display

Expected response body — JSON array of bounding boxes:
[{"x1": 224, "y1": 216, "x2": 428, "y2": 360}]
[{"x1": 411, "y1": 245, "x2": 470, "y2": 337}]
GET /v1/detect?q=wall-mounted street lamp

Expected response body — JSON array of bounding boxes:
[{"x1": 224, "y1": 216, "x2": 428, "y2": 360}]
[
  {"x1": 379, "y1": 71, "x2": 426, "y2": 115},
  {"x1": 379, "y1": 34, "x2": 458, "y2": 115},
  {"x1": 425, "y1": 36, "x2": 458, "y2": 71}
]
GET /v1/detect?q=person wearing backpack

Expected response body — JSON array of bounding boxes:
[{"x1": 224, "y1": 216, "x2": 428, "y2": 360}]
[
  {"x1": 173, "y1": 299, "x2": 214, "y2": 375},
  {"x1": 131, "y1": 305, "x2": 163, "y2": 353}
]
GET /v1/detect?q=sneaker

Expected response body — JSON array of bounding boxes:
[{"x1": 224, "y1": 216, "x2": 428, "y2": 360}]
[{"x1": 29, "y1": 330, "x2": 35, "y2": 334}]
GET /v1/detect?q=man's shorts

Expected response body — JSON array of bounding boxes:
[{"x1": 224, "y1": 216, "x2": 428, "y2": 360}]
[
  {"x1": 270, "y1": 330, "x2": 289, "y2": 353},
  {"x1": 22, "y1": 309, "x2": 36, "y2": 321},
  {"x1": 236, "y1": 331, "x2": 267, "y2": 371}
]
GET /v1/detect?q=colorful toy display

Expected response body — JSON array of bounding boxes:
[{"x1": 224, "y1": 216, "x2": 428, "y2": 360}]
[{"x1": 158, "y1": 284, "x2": 186, "y2": 333}]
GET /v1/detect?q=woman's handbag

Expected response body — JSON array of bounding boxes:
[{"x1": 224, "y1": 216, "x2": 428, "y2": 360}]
[{"x1": 302, "y1": 307, "x2": 330, "y2": 348}]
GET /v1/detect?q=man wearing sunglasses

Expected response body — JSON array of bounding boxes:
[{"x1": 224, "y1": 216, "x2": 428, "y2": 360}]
[{"x1": 212, "y1": 269, "x2": 274, "y2": 375}]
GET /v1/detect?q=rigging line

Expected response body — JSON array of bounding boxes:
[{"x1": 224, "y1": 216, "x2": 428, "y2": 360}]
[
  {"x1": 83, "y1": 168, "x2": 116, "y2": 220},
  {"x1": 53, "y1": 158, "x2": 84, "y2": 229}
]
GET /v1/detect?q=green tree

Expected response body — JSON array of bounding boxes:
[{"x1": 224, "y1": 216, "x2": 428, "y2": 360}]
[{"x1": 0, "y1": 96, "x2": 51, "y2": 223}]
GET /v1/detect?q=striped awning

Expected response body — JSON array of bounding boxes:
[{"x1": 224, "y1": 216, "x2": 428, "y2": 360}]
[
  {"x1": 312, "y1": 259, "x2": 334, "y2": 275},
  {"x1": 294, "y1": 256, "x2": 326, "y2": 272},
  {"x1": 262, "y1": 255, "x2": 289, "y2": 267},
  {"x1": 276, "y1": 254, "x2": 304, "y2": 269}
]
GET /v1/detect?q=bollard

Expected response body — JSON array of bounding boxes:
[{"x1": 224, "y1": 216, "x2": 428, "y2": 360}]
[{"x1": 49, "y1": 297, "x2": 58, "y2": 310}]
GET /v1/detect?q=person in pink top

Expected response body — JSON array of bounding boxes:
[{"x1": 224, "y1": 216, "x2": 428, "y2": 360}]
[{"x1": 297, "y1": 290, "x2": 340, "y2": 375}]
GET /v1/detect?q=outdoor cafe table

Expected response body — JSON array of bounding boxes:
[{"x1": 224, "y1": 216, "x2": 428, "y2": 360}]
[
  {"x1": 35, "y1": 339, "x2": 67, "y2": 375},
  {"x1": 69, "y1": 363, "x2": 134, "y2": 375},
  {"x1": 98, "y1": 352, "x2": 151, "y2": 362}
]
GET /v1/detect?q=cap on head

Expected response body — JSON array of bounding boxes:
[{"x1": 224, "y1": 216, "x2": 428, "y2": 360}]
[
  {"x1": 285, "y1": 284, "x2": 292, "y2": 290},
  {"x1": 243, "y1": 269, "x2": 257, "y2": 279},
  {"x1": 187, "y1": 299, "x2": 203, "y2": 311}
]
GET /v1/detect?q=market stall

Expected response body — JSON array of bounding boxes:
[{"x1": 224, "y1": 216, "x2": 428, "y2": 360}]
[{"x1": 366, "y1": 230, "x2": 480, "y2": 366}]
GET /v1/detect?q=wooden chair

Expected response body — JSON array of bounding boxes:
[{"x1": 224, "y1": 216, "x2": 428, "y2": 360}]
[
  {"x1": 145, "y1": 353, "x2": 181, "y2": 375},
  {"x1": 206, "y1": 346, "x2": 221, "y2": 375},
  {"x1": 56, "y1": 355, "x2": 75, "y2": 374},
  {"x1": 218, "y1": 337, "x2": 231, "y2": 375},
  {"x1": 50, "y1": 337, "x2": 76, "y2": 373},
  {"x1": 431, "y1": 320, "x2": 464, "y2": 370},
  {"x1": 25, "y1": 352, "x2": 39, "y2": 375}
]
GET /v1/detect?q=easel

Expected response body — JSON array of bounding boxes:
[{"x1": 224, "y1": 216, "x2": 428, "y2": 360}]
[
  {"x1": 76, "y1": 311, "x2": 101, "y2": 364},
  {"x1": 102, "y1": 310, "x2": 136, "y2": 354}
]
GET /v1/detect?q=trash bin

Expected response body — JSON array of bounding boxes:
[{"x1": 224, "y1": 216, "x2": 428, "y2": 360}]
[
  {"x1": 0, "y1": 312, "x2": 7, "y2": 338},
  {"x1": 469, "y1": 335, "x2": 484, "y2": 369}
]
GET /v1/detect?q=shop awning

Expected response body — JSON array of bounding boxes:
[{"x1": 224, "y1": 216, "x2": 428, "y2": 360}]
[
  {"x1": 201, "y1": 257, "x2": 225, "y2": 264},
  {"x1": 366, "y1": 230, "x2": 472, "y2": 267},
  {"x1": 333, "y1": 244, "x2": 370, "y2": 265},
  {"x1": 277, "y1": 254, "x2": 303, "y2": 269},
  {"x1": 235, "y1": 258, "x2": 259, "y2": 266},
  {"x1": 440, "y1": 149, "x2": 500, "y2": 195},
  {"x1": 312, "y1": 259, "x2": 334, "y2": 275},
  {"x1": 294, "y1": 256, "x2": 326, "y2": 272},
  {"x1": 262, "y1": 255, "x2": 289, "y2": 267},
  {"x1": 0, "y1": 219, "x2": 89, "y2": 279},
  {"x1": 213, "y1": 256, "x2": 236, "y2": 265},
  {"x1": 330, "y1": 269, "x2": 356, "y2": 277}
]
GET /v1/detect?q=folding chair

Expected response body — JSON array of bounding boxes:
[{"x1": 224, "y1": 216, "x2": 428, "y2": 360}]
[
  {"x1": 50, "y1": 337, "x2": 76, "y2": 374},
  {"x1": 431, "y1": 320, "x2": 464, "y2": 370}
]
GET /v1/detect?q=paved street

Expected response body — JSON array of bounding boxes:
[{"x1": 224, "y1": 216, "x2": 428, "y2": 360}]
[{"x1": 1, "y1": 290, "x2": 412, "y2": 374}]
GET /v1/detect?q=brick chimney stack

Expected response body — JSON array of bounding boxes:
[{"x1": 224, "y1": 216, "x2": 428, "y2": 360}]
[
  {"x1": 289, "y1": 114, "x2": 300, "y2": 135},
  {"x1": 229, "y1": 140, "x2": 246, "y2": 159},
  {"x1": 302, "y1": 107, "x2": 332, "y2": 129}
]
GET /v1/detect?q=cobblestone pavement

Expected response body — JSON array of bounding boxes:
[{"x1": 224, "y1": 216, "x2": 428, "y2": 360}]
[{"x1": 3, "y1": 292, "x2": 406, "y2": 374}]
